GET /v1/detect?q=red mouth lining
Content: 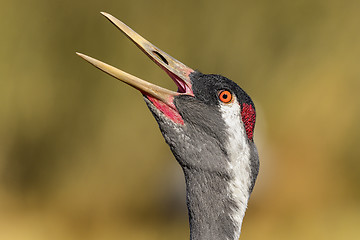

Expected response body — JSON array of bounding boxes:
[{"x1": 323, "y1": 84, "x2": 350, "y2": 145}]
[{"x1": 166, "y1": 71, "x2": 194, "y2": 95}]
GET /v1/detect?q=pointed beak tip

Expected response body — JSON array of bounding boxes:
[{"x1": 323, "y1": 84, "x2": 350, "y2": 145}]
[
  {"x1": 100, "y1": 12, "x2": 112, "y2": 19},
  {"x1": 75, "y1": 52, "x2": 88, "y2": 61}
]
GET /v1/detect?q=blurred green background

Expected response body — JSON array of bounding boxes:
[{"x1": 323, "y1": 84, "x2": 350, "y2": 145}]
[{"x1": 1, "y1": 0, "x2": 359, "y2": 239}]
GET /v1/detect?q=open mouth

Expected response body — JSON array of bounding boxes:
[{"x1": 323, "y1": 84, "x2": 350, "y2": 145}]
[
  {"x1": 151, "y1": 50, "x2": 192, "y2": 94},
  {"x1": 76, "y1": 12, "x2": 195, "y2": 122}
]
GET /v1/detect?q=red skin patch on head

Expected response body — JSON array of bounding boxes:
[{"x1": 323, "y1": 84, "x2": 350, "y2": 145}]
[
  {"x1": 241, "y1": 103, "x2": 256, "y2": 140},
  {"x1": 147, "y1": 96, "x2": 184, "y2": 125}
]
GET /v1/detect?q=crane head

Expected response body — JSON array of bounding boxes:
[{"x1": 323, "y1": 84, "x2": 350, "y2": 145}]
[{"x1": 77, "y1": 12, "x2": 259, "y2": 239}]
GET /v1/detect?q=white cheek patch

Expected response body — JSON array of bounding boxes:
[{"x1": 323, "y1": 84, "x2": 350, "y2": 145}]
[{"x1": 219, "y1": 97, "x2": 252, "y2": 237}]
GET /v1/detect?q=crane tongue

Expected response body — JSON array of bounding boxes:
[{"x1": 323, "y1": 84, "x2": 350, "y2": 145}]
[{"x1": 76, "y1": 12, "x2": 194, "y2": 115}]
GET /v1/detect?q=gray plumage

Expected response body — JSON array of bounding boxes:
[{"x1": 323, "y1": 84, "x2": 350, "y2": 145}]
[
  {"x1": 77, "y1": 13, "x2": 259, "y2": 240},
  {"x1": 145, "y1": 72, "x2": 259, "y2": 240}
]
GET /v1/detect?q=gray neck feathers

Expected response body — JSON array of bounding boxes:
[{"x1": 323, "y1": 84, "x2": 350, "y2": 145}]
[
  {"x1": 183, "y1": 168, "x2": 243, "y2": 240},
  {"x1": 182, "y1": 141, "x2": 259, "y2": 240}
]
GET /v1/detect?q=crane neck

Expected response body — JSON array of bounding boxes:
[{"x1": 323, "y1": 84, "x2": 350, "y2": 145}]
[{"x1": 183, "y1": 167, "x2": 249, "y2": 240}]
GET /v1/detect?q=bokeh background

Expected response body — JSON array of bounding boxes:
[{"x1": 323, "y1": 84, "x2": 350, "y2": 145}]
[{"x1": 1, "y1": 0, "x2": 359, "y2": 239}]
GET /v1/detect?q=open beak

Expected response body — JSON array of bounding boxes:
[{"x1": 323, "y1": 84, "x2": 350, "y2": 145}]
[{"x1": 76, "y1": 12, "x2": 194, "y2": 114}]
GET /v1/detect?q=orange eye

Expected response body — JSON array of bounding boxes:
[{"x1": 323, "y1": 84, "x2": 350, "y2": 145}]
[{"x1": 218, "y1": 90, "x2": 232, "y2": 103}]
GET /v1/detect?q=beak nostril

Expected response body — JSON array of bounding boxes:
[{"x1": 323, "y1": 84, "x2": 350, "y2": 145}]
[{"x1": 153, "y1": 51, "x2": 169, "y2": 65}]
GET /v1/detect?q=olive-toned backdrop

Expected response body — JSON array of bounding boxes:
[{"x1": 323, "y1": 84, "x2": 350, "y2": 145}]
[{"x1": 1, "y1": 0, "x2": 359, "y2": 239}]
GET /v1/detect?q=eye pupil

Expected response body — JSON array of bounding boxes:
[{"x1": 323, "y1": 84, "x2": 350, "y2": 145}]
[{"x1": 218, "y1": 90, "x2": 232, "y2": 103}]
